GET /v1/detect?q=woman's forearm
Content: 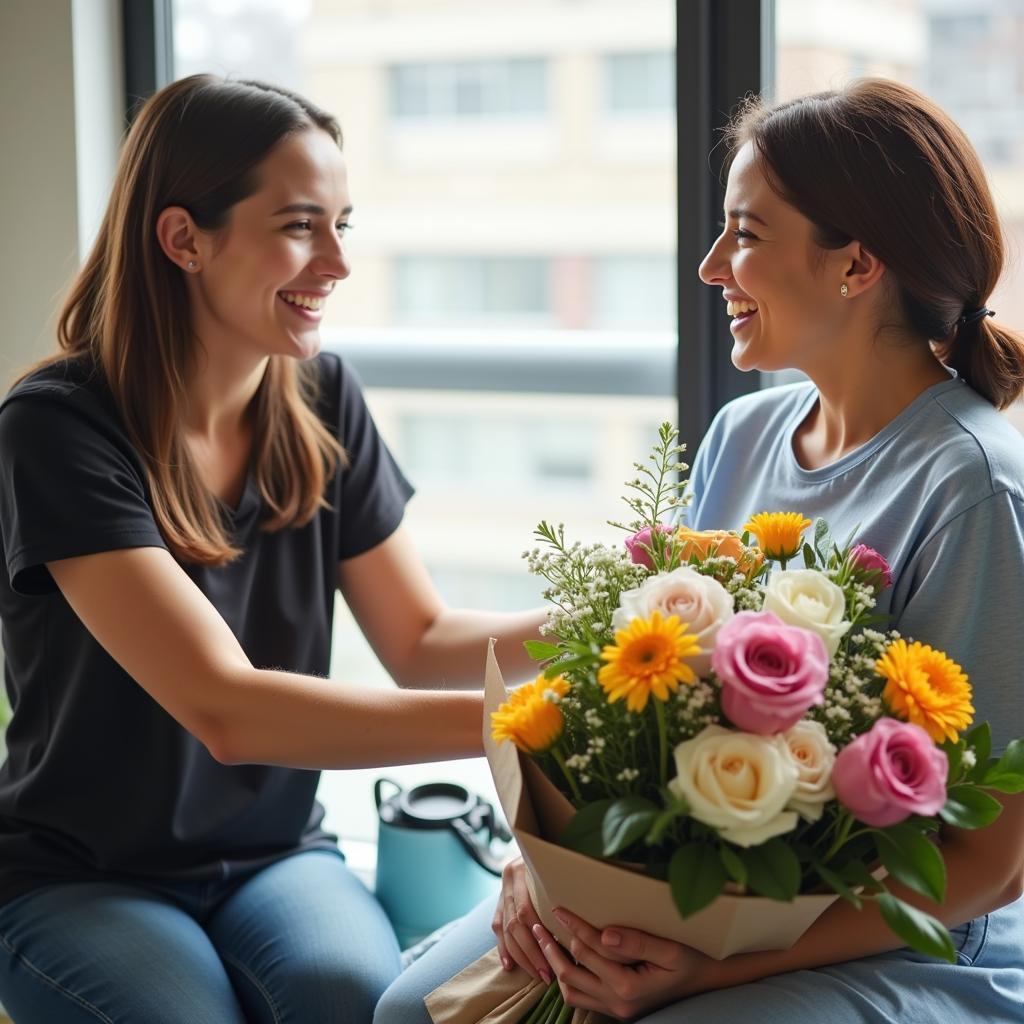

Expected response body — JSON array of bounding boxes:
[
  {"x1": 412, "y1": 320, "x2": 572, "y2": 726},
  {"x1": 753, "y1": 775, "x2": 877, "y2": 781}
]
[
  {"x1": 207, "y1": 666, "x2": 486, "y2": 769},
  {"x1": 401, "y1": 606, "x2": 548, "y2": 688},
  {"x1": 692, "y1": 802, "x2": 1024, "y2": 999}
]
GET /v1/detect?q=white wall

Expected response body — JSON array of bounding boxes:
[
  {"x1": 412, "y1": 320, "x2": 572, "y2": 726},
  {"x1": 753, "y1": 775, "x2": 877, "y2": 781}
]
[{"x1": 0, "y1": 0, "x2": 122, "y2": 380}]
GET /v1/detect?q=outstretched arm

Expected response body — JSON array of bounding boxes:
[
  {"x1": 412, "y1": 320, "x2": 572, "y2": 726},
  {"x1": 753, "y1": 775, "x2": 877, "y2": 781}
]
[
  {"x1": 49, "y1": 543, "x2": 485, "y2": 770},
  {"x1": 337, "y1": 525, "x2": 548, "y2": 688}
]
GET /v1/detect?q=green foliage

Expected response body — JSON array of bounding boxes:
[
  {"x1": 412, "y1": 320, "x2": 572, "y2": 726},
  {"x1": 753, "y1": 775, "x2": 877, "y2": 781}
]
[
  {"x1": 874, "y1": 893, "x2": 956, "y2": 963},
  {"x1": 669, "y1": 843, "x2": 726, "y2": 917}
]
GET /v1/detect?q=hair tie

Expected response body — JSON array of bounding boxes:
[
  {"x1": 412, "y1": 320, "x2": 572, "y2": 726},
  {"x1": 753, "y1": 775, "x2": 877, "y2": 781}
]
[{"x1": 960, "y1": 306, "x2": 995, "y2": 326}]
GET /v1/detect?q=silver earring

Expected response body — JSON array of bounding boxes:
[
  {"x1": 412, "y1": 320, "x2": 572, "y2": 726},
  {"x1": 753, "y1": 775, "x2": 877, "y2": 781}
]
[
  {"x1": 840, "y1": 283, "x2": 849, "y2": 297},
  {"x1": 187, "y1": 259, "x2": 198, "y2": 270}
]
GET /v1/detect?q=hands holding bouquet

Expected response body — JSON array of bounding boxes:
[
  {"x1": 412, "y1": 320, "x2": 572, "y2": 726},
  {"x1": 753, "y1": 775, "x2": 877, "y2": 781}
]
[{"x1": 488, "y1": 423, "x2": 1024, "y2": 1023}]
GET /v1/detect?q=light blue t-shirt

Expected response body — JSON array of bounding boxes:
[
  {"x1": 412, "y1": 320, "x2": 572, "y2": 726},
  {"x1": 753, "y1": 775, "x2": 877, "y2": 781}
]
[{"x1": 687, "y1": 375, "x2": 1024, "y2": 753}]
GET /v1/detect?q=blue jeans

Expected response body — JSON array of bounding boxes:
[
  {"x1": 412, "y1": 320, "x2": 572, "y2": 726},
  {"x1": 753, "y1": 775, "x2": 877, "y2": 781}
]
[
  {"x1": 0, "y1": 848, "x2": 402, "y2": 1023},
  {"x1": 375, "y1": 894, "x2": 1024, "y2": 1024}
]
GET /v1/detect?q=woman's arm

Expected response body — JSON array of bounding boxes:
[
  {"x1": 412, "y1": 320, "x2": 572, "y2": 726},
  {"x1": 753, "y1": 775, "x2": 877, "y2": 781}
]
[
  {"x1": 534, "y1": 792, "x2": 1024, "y2": 1019},
  {"x1": 49, "y1": 544, "x2": 484, "y2": 769},
  {"x1": 337, "y1": 525, "x2": 548, "y2": 688}
]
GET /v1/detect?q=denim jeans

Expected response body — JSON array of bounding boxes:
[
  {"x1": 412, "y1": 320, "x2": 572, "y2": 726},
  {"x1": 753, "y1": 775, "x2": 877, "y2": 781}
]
[
  {"x1": 0, "y1": 848, "x2": 402, "y2": 1024},
  {"x1": 374, "y1": 894, "x2": 1024, "y2": 1024}
]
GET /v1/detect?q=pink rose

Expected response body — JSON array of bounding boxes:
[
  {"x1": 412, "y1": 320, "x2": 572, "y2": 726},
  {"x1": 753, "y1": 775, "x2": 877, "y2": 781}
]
[
  {"x1": 832, "y1": 717, "x2": 948, "y2": 827},
  {"x1": 624, "y1": 524, "x2": 673, "y2": 570},
  {"x1": 711, "y1": 611, "x2": 829, "y2": 734},
  {"x1": 850, "y1": 544, "x2": 892, "y2": 592}
]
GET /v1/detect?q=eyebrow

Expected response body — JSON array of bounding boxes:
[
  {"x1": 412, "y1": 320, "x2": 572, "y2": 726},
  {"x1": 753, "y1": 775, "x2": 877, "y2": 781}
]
[
  {"x1": 271, "y1": 202, "x2": 354, "y2": 217},
  {"x1": 727, "y1": 207, "x2": 768, "y2": 227}
]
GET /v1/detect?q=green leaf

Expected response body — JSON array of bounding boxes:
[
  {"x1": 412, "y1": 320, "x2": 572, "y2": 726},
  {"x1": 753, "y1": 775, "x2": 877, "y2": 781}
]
[
  {"x1": 964, "y1": 723, "x2": 992, "y2": 782},
  {"x1": 802, "y1": 543, "x2": 816, "y2": 569},
  {"x1": 738, "y1": 839, "x2": 801, "y2": 902},
  {"x1": 840, "y1": 860, "x2": 885, "y2": 894},
  {"x1": 982, "y1": 739, "x2": 1024, "y2": 793},
  {"x1": 874, "y1": 825, "x2": 946, "y2": 903},
  {"x1": 874, "y1": 892, "x2": 956, "y2": 963},
  {"x1": 602, "y1": 797, "x2": 658, "y2": 857},
  {"x1": 560, "y1": 800, "x2": 613, "y2": 857},
  {"x1": 645, "y1": 798, "x2": 688, "y2": 846},
  {"x1": 542, "y1": 655, "x2": 593, "y2": 679},
  {"x1": 812, "y1": 862, "x2": 862, "y2": 909},
  {"x1": 669, "y1": 844, "x2": 727, "y2": 918},
  {"x1": 939, "y1": 785, "x2": 1004, "y2": 829},
  {"x1": 524, "y1": 640, "x2": 562, "y2": 662},
  {"x1": 813, "y1": 518, "x2": 831, "y2": 563},
  {"x1": 942, "y1": 740, "x2": 963, "y2": 786},
  {"x1": 719, "y1": 844, "x2": 748, "y2": 887}
]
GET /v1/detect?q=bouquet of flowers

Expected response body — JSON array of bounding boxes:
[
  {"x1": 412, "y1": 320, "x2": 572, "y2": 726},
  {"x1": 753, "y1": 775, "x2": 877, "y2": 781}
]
[{"x1": 477, "y1": 423, "x2": 1024, "y2": 1024}]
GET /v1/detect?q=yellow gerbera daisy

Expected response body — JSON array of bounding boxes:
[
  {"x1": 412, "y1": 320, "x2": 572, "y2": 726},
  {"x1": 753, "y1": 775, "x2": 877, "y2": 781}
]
[
  {"x1": 876, "y1": 639, "x2": 974, "y2": 744},
  {"x1": 598, "y1": 612, "x2": 700, "y2": 713},
  {"x1": 742, "y1": 511, "x2": 812, "y2": 561},
  {"x1": 491, "y1": 674, "x2": 570, "y2": 753}
]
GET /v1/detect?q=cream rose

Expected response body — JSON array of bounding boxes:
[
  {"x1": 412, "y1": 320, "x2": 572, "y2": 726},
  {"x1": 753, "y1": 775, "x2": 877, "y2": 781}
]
[
  {"x1": 667, "y1": 725, "x2": 799, "y2": 847},
  {"x1": 611, "y1": 566, "x2": 734, "y2": 677},
  {"x1": 762, "y1": 569, "x2": 850, "y2": 656},
  {"x1": 781, "y1": 720, "x2": 837, "y2": 822}
]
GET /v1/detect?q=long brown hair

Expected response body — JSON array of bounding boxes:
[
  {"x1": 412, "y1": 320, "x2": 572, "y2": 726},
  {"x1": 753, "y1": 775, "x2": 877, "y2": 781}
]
[
  {"x1": 727, "y1": 78, "x2": 1024, "y2": 409},
  {"x1": 28, "y1": 75, "x2": 345, "y2": 565}
]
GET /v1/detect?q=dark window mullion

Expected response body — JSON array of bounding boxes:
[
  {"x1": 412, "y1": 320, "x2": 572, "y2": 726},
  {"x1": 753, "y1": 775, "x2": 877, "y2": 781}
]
[
  {"x1": 676, "y1": 0, "x2": 771, "y2": 452},
  {"x1": 123, "y1": 0, "x2": 174, "y2": 122}
]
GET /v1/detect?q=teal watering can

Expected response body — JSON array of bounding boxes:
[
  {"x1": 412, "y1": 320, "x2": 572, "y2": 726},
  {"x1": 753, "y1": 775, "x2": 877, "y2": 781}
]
[{"x1": 374, "y1": 778, "x2": 513, "y2": 949}]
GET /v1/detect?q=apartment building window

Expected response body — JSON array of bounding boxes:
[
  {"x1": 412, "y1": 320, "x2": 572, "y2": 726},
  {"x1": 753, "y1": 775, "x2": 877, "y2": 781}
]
[
  {"x1": 390, "y1": 59, "x2": 548, "y2": 120},
  {"x1": 593, "y1": 255, "x2": 677, "y2": 328},
  {"x1": 394, "y1": 256, "x2": 552, "y2": 325},
  {"x1": 604, "y1": 52, "x2": 675, "y2": 112}
]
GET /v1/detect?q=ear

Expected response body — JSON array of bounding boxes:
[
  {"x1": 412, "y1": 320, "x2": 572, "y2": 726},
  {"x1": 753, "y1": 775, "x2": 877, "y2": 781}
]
[
  {"x1": 841, "y1": 242, "x2": 886, "y2": 298},
  {"x1": 155, "y1": 206, "x2": 203, "y2": 273}
]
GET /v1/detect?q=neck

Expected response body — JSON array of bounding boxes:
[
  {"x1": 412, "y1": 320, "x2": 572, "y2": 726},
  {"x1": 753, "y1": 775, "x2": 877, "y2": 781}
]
[
  {"x1": 795, "y1": 333, "x2": 951, "y2": 468},
  {"x1": 184, "y1": 346, "x2": 269, "y2": 441}
]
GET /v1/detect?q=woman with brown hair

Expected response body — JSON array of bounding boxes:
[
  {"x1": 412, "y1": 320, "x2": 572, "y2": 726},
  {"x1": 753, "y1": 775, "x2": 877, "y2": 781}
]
[
  {"x1": 0, "y1": 75, "x2": 544, "y2": 1023},
  {"x1": 375, "y1": 78, "x2": 1024, "y2": 1023}
]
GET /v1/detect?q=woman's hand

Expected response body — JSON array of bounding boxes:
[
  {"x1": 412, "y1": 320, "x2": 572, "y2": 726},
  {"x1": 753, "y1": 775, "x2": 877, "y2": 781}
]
[
  {"x1": 532, "y1": 906, "x2": 712, "y2": 1021},
  {"x1": 491, "y1": 857, "x2": 552, "y2": 983}
]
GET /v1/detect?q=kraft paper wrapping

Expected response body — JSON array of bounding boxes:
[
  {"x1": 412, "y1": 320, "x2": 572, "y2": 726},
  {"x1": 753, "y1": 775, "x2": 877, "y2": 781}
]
[{"x1": 425, "y1": 641, "x2": 840, "y2": 1023}]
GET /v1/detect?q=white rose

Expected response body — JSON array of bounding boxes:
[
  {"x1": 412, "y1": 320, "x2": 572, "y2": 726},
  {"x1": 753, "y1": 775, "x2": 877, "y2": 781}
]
[
  {"x1": 781, "y1": 720, "x2": 837, "y2": 822},
  {"x1": 667, "y1": 725, "x2": 799, "y2": 848},
  {"x1": 611, "y1": 566, "x2": 733, "y2": 677},
  {"x1": 762, "y1": 569, "x2": 850, "y2": 656}
]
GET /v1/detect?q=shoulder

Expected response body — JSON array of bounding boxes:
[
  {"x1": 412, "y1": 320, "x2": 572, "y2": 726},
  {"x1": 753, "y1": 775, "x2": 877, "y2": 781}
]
[
  {"x1": 925, "y1": 380, "x2": 1024, "y2": 504},
  {"x1": 0, "y1": 357, "x2": 123, "y2": 447},
  {"x1": 306, "y1": 349, "x2": 371, "y2": 428}
]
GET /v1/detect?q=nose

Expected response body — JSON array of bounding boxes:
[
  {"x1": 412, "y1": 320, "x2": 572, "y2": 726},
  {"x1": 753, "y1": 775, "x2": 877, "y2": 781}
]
[
  {"x1": 312, "y1": 232, "x2": 351, "y2": 282},
  {"x1": 698, "y1": 231, "x2": 731, "y2": 287}
]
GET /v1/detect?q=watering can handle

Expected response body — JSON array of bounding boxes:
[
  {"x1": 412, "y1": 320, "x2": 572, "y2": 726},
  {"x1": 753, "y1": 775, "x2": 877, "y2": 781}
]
[
  {"x1": 450, "y1": 801, "x2": 513, "y2": 876},
  {"x1": 374, "y1": 777, "x2": 402, "y2": 810}
]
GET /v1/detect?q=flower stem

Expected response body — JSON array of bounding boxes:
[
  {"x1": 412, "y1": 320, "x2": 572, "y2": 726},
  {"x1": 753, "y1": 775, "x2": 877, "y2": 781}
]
[
  {"x1": 521, "y1": 980, "x2": 559, "y2": 1024},
  {"x1": 654, "y1": 699, "x2": 668, "y2": 788},
  {"x1": 822, "y1": 810, "x2": 856, "y2": 862},
  {"x1": 551, "y1": 746, "x2": 584, "y2": 805}
]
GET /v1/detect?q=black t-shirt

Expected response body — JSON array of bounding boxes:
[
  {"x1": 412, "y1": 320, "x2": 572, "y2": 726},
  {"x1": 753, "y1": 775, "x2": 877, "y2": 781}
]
[{"x1": 0, "y1": 352, "x2": 414, "y2": 905}]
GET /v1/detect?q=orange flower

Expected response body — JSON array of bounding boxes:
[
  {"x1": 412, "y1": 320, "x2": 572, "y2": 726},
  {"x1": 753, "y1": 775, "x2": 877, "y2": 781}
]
[
  {"x1": 598, "y1": 612, "x2": 700, "y2": 713},
  {"x1": 491, "y1": 675, "x2": 571, "y2": 753},
  {"x1": 674, "y1": 526, "x2": 764, "y2": 579},
  {"x1": 876, "y1": 639, "x2": 974, "y2": 744}
]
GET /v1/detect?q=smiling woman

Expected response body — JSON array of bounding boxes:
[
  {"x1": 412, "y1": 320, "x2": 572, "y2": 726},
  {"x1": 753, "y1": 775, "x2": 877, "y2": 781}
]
[{"x1": 0, "y1": 75, "x2": 547, "y2": 1024}]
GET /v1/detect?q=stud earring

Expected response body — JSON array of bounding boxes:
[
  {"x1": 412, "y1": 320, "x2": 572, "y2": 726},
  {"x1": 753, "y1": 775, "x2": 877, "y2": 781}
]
[
  {"x1": 840, "y1": 283, "x2": 849, "y2": 297},
  {"x1": 187, "y1": 260, "x2": 198, "y2": 270}
]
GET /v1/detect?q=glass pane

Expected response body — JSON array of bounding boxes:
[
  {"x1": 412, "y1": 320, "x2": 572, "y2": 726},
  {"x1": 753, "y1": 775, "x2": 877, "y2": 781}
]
[
  {"x1": 171, "y1": 0, "x2": 676, "y2": 846},
  {"x1": 774, "y1": 0, "x2": 1024, "y2": 432}
]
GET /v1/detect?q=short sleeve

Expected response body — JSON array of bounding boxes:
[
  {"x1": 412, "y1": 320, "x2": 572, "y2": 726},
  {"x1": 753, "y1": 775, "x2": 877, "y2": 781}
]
[
  {"x1": 895, "y1": 489, "x2": 1024, "y2": 754},
  {"x1": 323, "y1": 356, "x2": 415, "y2": 560},
  {"x1": 0, "y1": 395, "x2": 166, "y2": 595}
]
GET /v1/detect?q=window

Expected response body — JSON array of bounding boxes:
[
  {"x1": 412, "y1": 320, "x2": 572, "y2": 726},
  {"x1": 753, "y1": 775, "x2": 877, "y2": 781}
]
[
  {"x1": 394, "y1": 256, "x2": 552, "y2": 326},
  {"x1": 604, "y1": 52, "x2": 675, "y2": 112},
  {"x1": 593, "y1": 255, "x2": 677, "y2": 328},
  {"x1": 390, "y1": 59, "x2": 548, "y2": 120}
]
